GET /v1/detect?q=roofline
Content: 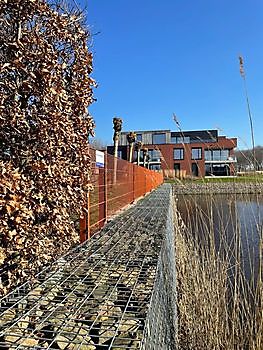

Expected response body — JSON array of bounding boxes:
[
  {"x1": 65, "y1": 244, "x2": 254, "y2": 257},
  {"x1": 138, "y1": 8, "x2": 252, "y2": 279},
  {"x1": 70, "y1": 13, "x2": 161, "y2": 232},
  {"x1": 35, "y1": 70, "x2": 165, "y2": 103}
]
[
  {"x1": 120, "y1": 129, "x2": 219, "y2": 134},
  {"x1": 121, "y1": 130, "x2": 171, "y2": 134}
]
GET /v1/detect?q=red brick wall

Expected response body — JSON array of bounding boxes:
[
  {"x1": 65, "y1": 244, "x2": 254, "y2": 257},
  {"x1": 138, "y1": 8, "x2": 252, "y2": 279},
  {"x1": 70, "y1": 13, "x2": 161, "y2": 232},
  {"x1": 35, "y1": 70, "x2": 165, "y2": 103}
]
[
  {"x1": 108, "y1": 137, "x2": 237, "y2": 177},
  {"x1": 149, "y1": 137, "x2": 237, "y2": 177}
]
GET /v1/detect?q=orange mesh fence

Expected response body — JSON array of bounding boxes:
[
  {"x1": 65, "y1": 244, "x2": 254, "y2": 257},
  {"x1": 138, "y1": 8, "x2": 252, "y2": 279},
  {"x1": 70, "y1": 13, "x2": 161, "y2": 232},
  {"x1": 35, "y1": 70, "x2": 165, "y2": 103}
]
[{"x1": 80, "y1": 148, "x2": 163, "y2": 241}]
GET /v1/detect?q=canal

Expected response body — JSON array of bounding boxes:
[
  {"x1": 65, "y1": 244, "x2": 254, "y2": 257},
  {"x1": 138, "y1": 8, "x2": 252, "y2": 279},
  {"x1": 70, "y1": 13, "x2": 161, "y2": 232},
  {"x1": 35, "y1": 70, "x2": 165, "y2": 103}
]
[{"x1": 177, "y1": 193, "x2": 263, "y2": 285}]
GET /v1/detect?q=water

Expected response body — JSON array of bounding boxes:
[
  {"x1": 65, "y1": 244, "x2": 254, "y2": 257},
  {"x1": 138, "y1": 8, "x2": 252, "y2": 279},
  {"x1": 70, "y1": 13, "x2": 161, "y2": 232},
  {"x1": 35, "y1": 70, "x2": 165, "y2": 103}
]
[{"x1": 176, "y1": 193, "x2": 263, "y2": 283}]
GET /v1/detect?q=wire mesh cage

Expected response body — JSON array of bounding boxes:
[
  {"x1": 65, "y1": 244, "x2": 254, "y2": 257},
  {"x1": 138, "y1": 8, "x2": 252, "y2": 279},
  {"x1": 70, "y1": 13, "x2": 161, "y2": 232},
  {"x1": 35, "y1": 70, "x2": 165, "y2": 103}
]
[{"x1": 0, "y1": 186, "x2": 174, "y2": 350}]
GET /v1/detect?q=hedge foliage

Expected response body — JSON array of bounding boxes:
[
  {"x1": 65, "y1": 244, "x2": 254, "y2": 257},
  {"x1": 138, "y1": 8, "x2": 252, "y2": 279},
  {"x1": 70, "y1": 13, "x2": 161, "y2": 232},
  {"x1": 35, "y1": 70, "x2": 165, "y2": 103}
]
[{"x1": 0, "y1": 0, "x2": 95, "y2": 295}]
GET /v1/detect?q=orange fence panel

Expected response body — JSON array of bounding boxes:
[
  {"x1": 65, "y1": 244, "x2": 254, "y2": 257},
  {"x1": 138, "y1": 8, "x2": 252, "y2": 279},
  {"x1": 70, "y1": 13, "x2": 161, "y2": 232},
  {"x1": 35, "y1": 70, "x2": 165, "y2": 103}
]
[{"x1": 80, "y1": 149, "x2": 163, "y2": 242}]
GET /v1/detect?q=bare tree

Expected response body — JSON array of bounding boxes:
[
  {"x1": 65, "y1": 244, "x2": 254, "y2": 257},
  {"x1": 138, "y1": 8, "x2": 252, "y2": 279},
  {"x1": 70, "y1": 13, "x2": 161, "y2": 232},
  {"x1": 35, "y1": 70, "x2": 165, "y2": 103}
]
[
  {"x1": 142, "y1": 148, "x2": 149, "y2": 168},
  {"x1": 89, "y1": 137, "x2": 107, "y2": 150},
  {"x1": 112, "y1": 117, "x2": 123, "y2": 157},
  {"x1": 127, "y1": 132, "x2": 136, "y2": 162},
  {"x1": 235, "y1": 146, "x2": 263, "y2": 171},
  {"x1": 112, "y1": 117, "x2": 122, "y2": 184},
  {"x1": 135, "y1": 141, "x2": 143, "y2": 166}
]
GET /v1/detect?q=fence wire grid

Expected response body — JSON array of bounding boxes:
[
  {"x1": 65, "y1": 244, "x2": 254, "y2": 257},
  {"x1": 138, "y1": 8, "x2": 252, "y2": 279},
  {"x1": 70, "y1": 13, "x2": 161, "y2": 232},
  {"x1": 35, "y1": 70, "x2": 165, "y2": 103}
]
[
  {"x1": 80, "y1": 148, "x2": 163, "y2": 240},
  {"x1": 0, "y1": 185, "x2": 174, "y2": 350}
]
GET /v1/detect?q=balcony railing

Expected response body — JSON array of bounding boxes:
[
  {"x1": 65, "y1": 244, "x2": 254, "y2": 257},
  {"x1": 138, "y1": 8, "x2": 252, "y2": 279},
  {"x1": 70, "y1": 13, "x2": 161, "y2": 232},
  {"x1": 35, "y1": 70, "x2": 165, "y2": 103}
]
[{"x1": 205, "y1": 156, "x2": 237, "y2": 163}]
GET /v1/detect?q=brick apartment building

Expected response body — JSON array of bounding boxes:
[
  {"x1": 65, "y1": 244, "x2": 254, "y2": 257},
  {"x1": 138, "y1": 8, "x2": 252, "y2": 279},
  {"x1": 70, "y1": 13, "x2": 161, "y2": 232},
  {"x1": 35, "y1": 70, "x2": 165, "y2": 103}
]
[{"x1": 107, "y1": 129, "x2": 237, "y2": 177}]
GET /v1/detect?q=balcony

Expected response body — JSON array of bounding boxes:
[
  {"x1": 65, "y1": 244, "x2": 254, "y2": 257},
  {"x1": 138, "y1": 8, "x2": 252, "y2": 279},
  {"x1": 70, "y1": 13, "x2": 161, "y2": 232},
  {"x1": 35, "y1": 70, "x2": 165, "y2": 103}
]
[{"x1": 205, "y1": 156, "x2": 237, "y2": 163}]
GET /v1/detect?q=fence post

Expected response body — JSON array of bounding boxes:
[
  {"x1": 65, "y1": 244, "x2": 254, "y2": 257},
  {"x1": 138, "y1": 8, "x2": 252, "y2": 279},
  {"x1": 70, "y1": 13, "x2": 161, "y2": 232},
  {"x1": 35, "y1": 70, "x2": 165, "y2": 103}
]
[
  {"x1": 98, "y1": 167, "x2": 106, "y2": 228},
  {"x1": 79, "y1": 215, "x2": 86, "y2": 243},
  {"x1": 104, "y1": 152, "x2": 108, "y2": 222},
  {"x1": 145, "y1": 171, "x2": 147, "y2": 195},
  {"x1": 80, "y1": 191, "x2": 90, "y2": 242},
  {"x1": 132, "y1": 164, "x2": 136, "y2": 202},
  {"x1": 113, "y1": 156, "x2": 117, "y2": 185},
  {"x1": 87, "y1": 192, "x2": 90, "y2": 239}
]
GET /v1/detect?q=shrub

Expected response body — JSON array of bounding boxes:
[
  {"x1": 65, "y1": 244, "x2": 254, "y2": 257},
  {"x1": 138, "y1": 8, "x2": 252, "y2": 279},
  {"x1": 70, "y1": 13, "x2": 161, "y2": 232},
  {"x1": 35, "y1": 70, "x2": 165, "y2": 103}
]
[{"x1": 0, "y1": 0, "x2": 95, "y2": 295}]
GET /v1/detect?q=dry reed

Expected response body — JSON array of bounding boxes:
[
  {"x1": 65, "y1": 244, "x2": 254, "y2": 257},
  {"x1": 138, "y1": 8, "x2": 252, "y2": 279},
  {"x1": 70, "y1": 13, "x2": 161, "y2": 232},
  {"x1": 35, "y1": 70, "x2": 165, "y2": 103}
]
[{"x1": 174, "y1": 191, "x2": 263, "y2": 350}]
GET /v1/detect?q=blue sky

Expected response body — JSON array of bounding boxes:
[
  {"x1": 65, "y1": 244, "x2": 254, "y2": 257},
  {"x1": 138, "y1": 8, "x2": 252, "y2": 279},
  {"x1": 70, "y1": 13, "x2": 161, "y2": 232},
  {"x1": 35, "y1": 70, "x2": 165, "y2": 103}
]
[{"x1": 80, "y1": 0, "x2": 263, "y2": 148}]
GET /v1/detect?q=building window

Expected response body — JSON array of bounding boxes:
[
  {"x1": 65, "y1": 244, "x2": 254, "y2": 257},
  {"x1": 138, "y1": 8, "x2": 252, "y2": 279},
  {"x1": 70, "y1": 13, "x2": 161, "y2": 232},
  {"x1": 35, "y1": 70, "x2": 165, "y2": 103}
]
[
  {"x1": 174, "y1": 163, "x2": 180, "y2": 171},
  {"x1": 192, "y1": 163, "x2": 199, "y2": 176},
  {"x1": 137, "y1": 150, "x2": 144, "y2": 162},
  {"x1": 117, "y1": 150, "x2": 123, "y2": 159},
  {"x1": 152, "y1": 133, "x2": 166, "y2": 144},
  {"x1": 148, "y1": 149, "x2": 161, "y2": 162},
  {"x1": 221, "y1": 149, "x2": 229, "y2": 160},
  {"x1": 171, "y1": 136, "x2": 190, "y2": 144},
  {"x1": 205, "y1": 149, "x2": 230, "y2": 161},
  {"x1": 136, "y1": 133, "x2": 142, "y2": 142},
  {"x1": 205, "y1": 163, "x2": 212, "y2": 176},
  {"x1": 206, "y1": 164, "x2": 230, "y2": 176},
  {"x1": 212, "y1": 150, "x2": 221, "y2": 161},
  {"x1": 205, "y1": 150, "x2": 212, "y2": 161},
  {"x1": 192, "y1": 148, "x2": 202, "y2": 160},
  {"x1": 173, "y1": 148, "x2": 184, "y2": 160},
  {"x1": 150, "y1": 164, "x2": 161, "y2": 171}
]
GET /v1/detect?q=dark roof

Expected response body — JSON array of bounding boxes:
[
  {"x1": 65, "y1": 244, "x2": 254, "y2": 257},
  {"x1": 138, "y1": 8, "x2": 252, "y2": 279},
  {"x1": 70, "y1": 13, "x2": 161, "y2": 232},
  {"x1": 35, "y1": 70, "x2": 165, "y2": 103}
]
[{"x1": 171, "y1": 129, "x2": 218, "y2": 140}]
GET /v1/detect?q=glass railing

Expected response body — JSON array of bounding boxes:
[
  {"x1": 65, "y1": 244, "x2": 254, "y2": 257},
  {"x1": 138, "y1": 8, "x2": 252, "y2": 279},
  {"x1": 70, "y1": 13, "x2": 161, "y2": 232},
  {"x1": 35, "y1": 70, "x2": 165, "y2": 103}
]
[{"x1": 205, "y1": 156, "x2": 237, "y2": 162}]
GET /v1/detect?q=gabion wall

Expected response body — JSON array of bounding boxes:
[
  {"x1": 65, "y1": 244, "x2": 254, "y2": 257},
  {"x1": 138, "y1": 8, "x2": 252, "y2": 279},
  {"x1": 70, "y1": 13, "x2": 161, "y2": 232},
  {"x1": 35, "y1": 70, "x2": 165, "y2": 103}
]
[
  {"x1": 141, "y1": 191, "x2": 177, "y2": 350},
  {"x1": 0, "y1": 185, "x2": 177, "y2": 349},
  {"x1": 173, "y1": 182, "x2": 263, "y2": 195}
]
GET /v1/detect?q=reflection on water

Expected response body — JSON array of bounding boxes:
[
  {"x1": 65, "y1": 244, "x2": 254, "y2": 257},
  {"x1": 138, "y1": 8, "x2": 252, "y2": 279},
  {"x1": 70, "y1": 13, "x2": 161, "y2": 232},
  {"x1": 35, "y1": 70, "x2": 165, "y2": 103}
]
[{"x1": 177, "y1": 193, "x2": 263, "y2": 282}]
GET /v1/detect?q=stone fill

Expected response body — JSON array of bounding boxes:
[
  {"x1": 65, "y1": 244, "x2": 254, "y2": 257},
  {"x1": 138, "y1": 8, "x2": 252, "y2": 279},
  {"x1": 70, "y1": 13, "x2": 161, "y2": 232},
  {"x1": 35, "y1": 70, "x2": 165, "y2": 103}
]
[
  {"x1": 0, "y1": 185, "x2": 174, "y2": 349},
  {"x1": 173, "y1": 182, "x2": 263, "y2": 195}
]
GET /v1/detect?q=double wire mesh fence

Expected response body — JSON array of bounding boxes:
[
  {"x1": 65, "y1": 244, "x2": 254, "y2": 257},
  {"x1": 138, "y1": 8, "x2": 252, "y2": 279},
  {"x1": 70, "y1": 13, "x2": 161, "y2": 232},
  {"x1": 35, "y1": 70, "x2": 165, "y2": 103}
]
[{"x1": 80, "y1": 148, "x2": 164, "y2": 241}]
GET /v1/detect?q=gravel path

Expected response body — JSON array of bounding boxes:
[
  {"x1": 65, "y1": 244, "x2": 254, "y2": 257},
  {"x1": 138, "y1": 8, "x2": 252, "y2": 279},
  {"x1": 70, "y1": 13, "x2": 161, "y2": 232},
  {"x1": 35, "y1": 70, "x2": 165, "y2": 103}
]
[{"x1": 0, "y1": 185, "x2": 171, "y2": 349}]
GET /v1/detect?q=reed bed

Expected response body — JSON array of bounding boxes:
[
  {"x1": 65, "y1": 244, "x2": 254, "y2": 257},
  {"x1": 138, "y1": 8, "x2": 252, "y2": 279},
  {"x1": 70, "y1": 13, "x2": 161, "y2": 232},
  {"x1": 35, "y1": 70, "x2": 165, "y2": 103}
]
[{"x1": 174, "y1": 190, "x2": 263, "y2": 350}]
